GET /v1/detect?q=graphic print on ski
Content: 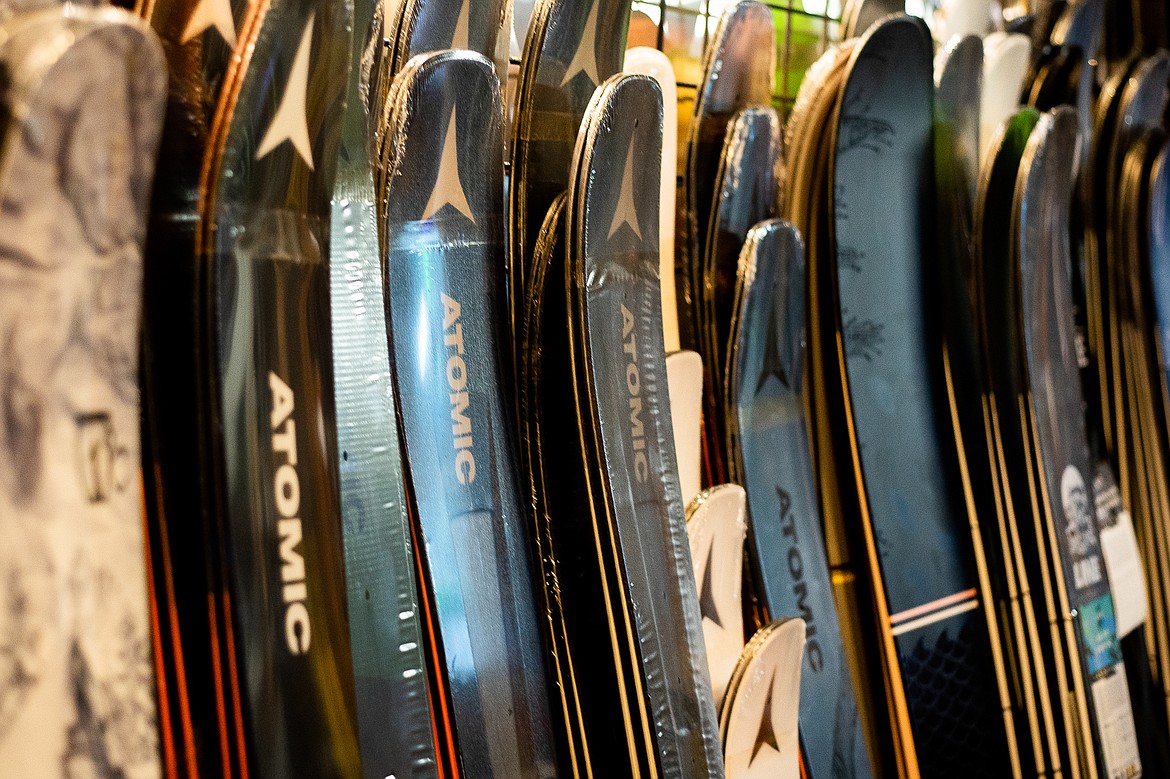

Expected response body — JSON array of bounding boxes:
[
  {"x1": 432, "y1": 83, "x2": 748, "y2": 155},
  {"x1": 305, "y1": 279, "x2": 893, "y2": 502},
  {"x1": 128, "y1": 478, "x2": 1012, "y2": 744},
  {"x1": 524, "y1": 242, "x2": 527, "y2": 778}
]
[
  {"x1": 195, "y1": 0, "x2": 361, "y2": 770},
  {"x1": 509, "y1": 0, "x2": 630, "y2": 341},
  {"x1": 1017, "y1": 108, "x2": 1141, "y2": 779},
  {"x1": 727, "y1": 221, "x2": 873, "y2": 779},
  {"x1": 330, "y1": 0, "x2": 437, "y2": 773},
  {"x1": 380, "y1": 49, "x2": 559, "y2": 779},
  {"x1": 568, "y1": 73, "x2": 723, "y2": 777},
  {"x1": 827, "y1": 16, "x2": 1018, "y2": 776},
  {"x1": 0, "y1": 9, "x2": 166, "y2": 775},
  {"x1": 678, "y1": 0, "x2": 774, "y2": 486}
]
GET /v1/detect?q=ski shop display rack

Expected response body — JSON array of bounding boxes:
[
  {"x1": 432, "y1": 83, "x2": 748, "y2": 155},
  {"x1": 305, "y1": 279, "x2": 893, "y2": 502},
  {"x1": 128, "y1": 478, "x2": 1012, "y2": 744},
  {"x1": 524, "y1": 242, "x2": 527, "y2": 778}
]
[{"x1": 7, "y1": 0, "x2": 1170, "y2": 776}]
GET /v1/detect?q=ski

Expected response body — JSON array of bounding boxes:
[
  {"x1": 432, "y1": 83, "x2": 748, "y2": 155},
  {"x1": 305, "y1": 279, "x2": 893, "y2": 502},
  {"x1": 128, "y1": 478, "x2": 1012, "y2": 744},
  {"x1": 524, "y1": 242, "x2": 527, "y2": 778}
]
[
  {"x1": 136, "y1": 0, "x2": 253, "y2": 767},
  {"x1": 329, "y1": 0, "x2": 437, "y2": 774},
  {"x1": 380, "y1": 48, "x2": 559, "y2": 779},
  {"x1": 510, "y1": 0, "x2": 631, "y2": 343},
  {"x1": 517, "y1": 190, "x2": 593, "y2": 776},
  {"x1": 828, "y1": 15, "x2": 1019, "y2": 776},
  {"x1": 840, "y1": 0, "x2": 904, "y2": 39},
  {"x1": 678, "y1": 0, "x2": 773, "y2": 358},
  {"x1": 0, "y1": 7, "x2": 166, "y2": 775},
  {"x1": 718, "y1": 619, "x2": 806, "y2": 779},
  {"x1": 196, "y1": 0, "x2": 360, "y2": 769},
  {"x1": 1015, "y1": 106, "x2": 1142, "y2": 779},
  {"x1": 727, "y1": 219, "x2": 874, "y2": 779},
  {"x1": 700, "y1": 107, "x2": 779, "y2": 479},
  {"x1": 568, "y1": 72, "x2": 722, "y2": 776},
  {"x1": 686, "y1": 484, "x2": 748, "y2": 708},
  {"x1": 388, "y1": 0, "x2": 510, "y2": 83}
]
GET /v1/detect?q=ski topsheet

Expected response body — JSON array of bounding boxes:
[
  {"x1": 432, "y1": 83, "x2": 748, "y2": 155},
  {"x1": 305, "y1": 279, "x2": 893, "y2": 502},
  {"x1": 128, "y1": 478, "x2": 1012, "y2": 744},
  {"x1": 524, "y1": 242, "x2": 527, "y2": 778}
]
[
  {"x1": 686, "y1": 485, "x2": 748, "y2": 708},
  {"x1": 568, "y1": 72, "x2": 723, "y2": 777},
  {"x1": 389, "y1": 0, "x2": 510, "y2": 81},
  {"x1": 719, "y1": 619, "x2": 806, "y2": 779},
  {"x1": 727, "y1": 219, "x2": 873, "y2": 779},
  {"x1": 678, "y1": 0, "x2": 774, "y2": 358},
  {"x1": 0, "y1": 8, "x2": 166, "y2": 775},
  {"x1": 829, "y1": 16, "x2": 1018, "y2": 776},
  {"x1": 510, "y1": 0, "x2": 630, "y2": 338},
  {"x1": 196, "y1": 0, "x2": 361, "y2": 769},
  {"x1": 330, "y1": 0, "x2": 436, "y2": 773},
  {"x1": 1017, "y1": 107, "x2": 1142, "y2": 779},
  {"x1": 381, "y1": 49, "x2": 559, "y2": 779}
]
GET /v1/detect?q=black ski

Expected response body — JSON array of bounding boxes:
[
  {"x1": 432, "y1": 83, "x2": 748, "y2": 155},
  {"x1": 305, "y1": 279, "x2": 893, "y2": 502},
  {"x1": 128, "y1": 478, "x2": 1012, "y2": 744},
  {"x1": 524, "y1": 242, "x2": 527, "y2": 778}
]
[
  {"x1": 330, "y1": 0, "x2": 437, "y2": 774},
  {"x1": 0, "y1": 7, "x2": 166, "y2": 773},
  {"x1": 197, "y1": 0, "x2": 360, "y2": 769}
]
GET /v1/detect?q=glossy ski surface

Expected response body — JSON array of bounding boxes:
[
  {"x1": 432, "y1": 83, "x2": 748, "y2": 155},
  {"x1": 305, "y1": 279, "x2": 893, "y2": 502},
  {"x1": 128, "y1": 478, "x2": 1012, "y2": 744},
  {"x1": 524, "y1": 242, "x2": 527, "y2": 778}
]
[
  {"x1": 728, "y1": 220, "x2": 872, "y2": 779},
  {"x1": 197, "y1": 0, "x2": 360, "y2": 770},
  {"x1": 0, "y1": 8, "x2": 166, "y2": 775},
  {"x1": 829, "y1": 16, "x2": 1017, "y2": 776},
  {"x1": 570, "y1": 73, "x2": 723, "y2": 777},
  {"x1": 381, "y1": 50, "x2": 558, "y2": 779},
  {"x1": 330, "y1": 0, "x2": 435, "y2": 774}
]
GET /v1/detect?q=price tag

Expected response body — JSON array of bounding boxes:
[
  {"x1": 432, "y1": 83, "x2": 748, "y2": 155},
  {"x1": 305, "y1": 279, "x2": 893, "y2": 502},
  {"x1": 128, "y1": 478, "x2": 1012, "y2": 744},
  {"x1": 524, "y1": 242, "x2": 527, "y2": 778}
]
[{"x1": 1100, "y1": 510, "x2": 1148, "y2": 638}]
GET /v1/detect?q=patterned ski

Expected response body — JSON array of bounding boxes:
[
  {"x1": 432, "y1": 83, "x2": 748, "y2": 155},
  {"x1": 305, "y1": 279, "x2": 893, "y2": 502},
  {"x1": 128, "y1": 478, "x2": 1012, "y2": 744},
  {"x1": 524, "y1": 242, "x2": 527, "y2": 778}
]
[
  {"x1": 727, "y1": 220, "x2": 873, "y2": 779},
  {"x1": 678, "y1": 0, "x2": 773, "y2": 358},
  {"x1": 0, "y1": 8, "x2": 166, "y2": 775},
  {"x1": 568, "y1": 72, "x2": 723, "y2": 777},
  {"x1": 828, "y1": 16, "x2": 1019, "y2": 776},
  {"x1": 196, "y1": 0, "x2": 360, "y2": 769},
  {"x1": 329, "y1": 0, "x2": 436, "y2": 774},
  {"x1": 686, "y1": 485, "x2": 748, "y2": 709},
  {"x1": 380, "y1": 49, "x2": 559, "y2": 779}
]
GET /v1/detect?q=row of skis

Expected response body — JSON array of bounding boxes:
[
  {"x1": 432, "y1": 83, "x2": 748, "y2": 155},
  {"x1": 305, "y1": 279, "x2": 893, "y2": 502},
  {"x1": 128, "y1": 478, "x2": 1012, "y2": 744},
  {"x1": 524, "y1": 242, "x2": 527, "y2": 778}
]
[{"x1": 3, "y1": 0, "x2": 1170, "y2": 775}]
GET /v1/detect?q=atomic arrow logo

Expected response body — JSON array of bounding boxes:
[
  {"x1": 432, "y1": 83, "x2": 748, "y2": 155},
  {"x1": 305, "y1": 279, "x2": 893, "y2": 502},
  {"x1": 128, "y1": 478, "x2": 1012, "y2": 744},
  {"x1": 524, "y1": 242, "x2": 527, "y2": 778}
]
[
  {"x1": 180, "y1": 0, "x2": 236, "y2": 45},
  {"x1": 256, "y1": 14, "x2": 316, "y2": 169},
  {"x1": 421, "y1": 108, "x2": 475, "y2": 223},
  {"x1": 449, "y1": 0, "x2": 470, "y2": 49},
  {"x1": 755, "y1": 294, "x2": 790, "y2": 394},
  {"x1": 607, "y1": 138, "x2": 641, "y2": 239},
  {"x1": 750, "y1": 671, "x2": 780, "y2": 765},
  {"x1": 698, "y1": 533, "x2": 723, "y2": 629},
  {"x1": 560, "y1": 0, "x2": 600, "y2": 87}
]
